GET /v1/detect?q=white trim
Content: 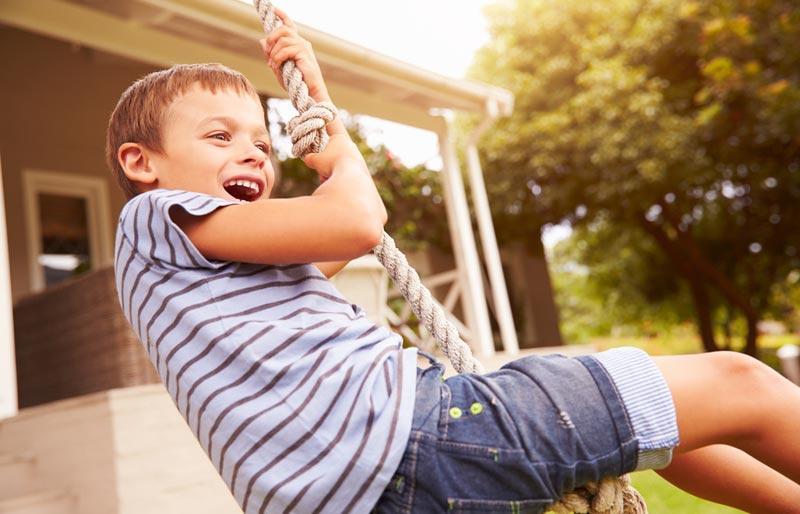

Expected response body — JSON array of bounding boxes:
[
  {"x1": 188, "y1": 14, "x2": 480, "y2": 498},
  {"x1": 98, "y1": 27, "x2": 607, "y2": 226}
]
[
  {"x1": 22, "y1": 169, "x2": 113, "y2": 292},
  {"x1": 436, "y1": 115, "x2": 495, "y2": 358},
  {"x1": 0, "y1": 154, "x2": 18, "y2": 418},
  {"x1": 465, "y1": 102, "x2": 519, "y2": 355}
]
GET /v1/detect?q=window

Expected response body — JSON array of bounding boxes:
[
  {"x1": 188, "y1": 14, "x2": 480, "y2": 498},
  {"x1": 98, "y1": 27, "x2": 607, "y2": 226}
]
[{"x1": 23, "y1": 170, "x2": 113, "y2": 291}]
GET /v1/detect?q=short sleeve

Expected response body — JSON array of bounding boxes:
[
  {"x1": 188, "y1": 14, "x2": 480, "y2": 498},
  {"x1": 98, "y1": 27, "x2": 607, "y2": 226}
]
[{"x1": 117, "y1": 189, "x2": 236, "y2": 270}]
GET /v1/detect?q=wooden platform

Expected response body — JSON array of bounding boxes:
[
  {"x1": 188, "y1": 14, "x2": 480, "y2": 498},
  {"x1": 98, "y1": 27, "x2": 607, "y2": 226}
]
[{"x1": 0, "y1": 385, "x2": 240, "y2": 514}]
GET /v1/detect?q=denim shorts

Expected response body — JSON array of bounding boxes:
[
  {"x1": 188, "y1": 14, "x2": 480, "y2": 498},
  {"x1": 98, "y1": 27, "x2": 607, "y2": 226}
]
[{"x1": 373, "y1": 348, "x2": 678, "y2": 514}]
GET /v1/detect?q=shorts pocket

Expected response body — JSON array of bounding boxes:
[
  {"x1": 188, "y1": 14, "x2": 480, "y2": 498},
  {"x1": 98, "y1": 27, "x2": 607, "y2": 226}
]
[
  {"x1": 373, "y1": 472, "x2": 412, "y2": 514},
  {"x1": 447, "y1": 498, "x2": 552, "y2": 514}
]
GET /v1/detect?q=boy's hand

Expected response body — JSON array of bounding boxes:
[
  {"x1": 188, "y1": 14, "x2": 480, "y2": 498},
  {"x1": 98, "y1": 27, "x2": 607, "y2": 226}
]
[{"x1": 260, "y1": 8, "x2": 329, "y2": 103}]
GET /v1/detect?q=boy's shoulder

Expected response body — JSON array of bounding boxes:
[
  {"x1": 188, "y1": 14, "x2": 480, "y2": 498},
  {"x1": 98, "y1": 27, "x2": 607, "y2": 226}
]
[
  {"x1": 121, "y1": 189, "x2": 235, "y2": 220},
  {"x1": 117, "y1": 189, "x2": 237, "y2": 270}
]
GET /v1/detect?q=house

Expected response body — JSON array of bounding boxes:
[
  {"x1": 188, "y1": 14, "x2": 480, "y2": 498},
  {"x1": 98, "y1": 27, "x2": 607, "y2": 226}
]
[{"x1": 0, "y1": 0, "x2": 561, "y2": 511}]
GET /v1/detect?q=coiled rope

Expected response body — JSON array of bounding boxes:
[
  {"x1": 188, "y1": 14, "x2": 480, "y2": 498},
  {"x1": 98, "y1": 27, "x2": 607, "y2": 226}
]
[{"x1": 252, "y1": 2, "x2": 646, "y2": 512}]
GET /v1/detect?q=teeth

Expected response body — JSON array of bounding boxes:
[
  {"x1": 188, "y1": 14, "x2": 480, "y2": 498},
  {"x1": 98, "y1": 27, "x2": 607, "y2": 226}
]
[{"x1": 224, "y1": 179, "x2": 260, "y2": 192}]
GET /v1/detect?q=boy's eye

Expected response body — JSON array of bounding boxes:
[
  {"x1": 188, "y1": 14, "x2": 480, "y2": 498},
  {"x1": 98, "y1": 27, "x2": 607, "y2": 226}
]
[
  {"x1": 209, "y1": 132, "x2": 229, "y2": 141},
  {"x1": 255, "y1": 142, "x2": 270, "y2": 154}
]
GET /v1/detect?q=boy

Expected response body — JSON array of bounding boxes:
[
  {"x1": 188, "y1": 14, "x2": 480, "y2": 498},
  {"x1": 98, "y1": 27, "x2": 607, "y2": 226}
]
[{"x1": 108, "y1": 10, "x2": 800, "y2": 514}]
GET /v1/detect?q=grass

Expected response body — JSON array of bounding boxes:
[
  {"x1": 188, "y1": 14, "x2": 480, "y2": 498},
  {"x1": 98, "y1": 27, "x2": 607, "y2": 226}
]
[
  {"x1": 628, "y1": 471, "x2": 744, "y2": 513},
  {"x1": 589, "y1": 330, "x2": 800, "y2": 372},
  {"x1": 589, "y1": 330, "x2": 799, "y2": 356}
]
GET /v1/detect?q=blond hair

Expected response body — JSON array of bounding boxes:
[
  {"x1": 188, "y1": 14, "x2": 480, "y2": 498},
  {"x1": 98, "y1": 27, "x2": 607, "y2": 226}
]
[{"x1": 106, "y1": 63, "x2": 261, "y2": 198}]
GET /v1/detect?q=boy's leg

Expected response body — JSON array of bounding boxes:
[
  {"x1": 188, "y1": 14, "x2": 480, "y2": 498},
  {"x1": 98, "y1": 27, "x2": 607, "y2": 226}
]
[
  {"x1": 653, "y1": 351, "x2": 800, "y2": 480},
  {"x1": 657, "y1": 444, "x2": 800, "y2": 514}
]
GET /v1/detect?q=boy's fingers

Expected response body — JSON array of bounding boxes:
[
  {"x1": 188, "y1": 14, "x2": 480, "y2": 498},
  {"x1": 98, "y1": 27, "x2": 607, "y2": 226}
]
[
  {"x1": 258, "y1": 39, "x2": 281, "y2": 76},
  {"x1": 301, "y1": 152, "x2": 319, "y2": 169},
  {"x1": 264, "y1": 26, "x2": 297, "y2": 54},
  {"x1": 270, "y1": 42, "x2": 308, "y2": 66},
  {"x1": 274, "y1": 7, "x2": 296, "y2": 30}
]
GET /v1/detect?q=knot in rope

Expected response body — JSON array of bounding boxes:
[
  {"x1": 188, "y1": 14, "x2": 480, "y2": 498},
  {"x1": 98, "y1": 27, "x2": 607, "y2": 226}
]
[
  {"x1": 285, "y1": 99, "x2": 337, "y2": 156},
  {"x1": 548, "y1": 475, "x2": 647, "y2": 514},
  {"x1": 253, "y1": 0, "x2": 337, "y2": 158}
]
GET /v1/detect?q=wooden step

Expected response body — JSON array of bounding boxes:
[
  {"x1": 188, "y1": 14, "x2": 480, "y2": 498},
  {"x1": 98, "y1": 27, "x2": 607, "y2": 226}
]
[
  {"x1": 0, "y1": 454, "x2": 38, "y2": 499},
  {"x1": 0, "y1": 489, "x2": 74, "y2": 514}
]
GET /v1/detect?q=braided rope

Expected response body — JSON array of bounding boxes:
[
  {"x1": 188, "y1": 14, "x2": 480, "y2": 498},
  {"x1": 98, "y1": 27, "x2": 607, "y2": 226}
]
[
  {"x1": 252, "y1": 2, "x2": 645, "y2": 512},
  {"x1": 373, "y1": 233, "x2": 484, "y2": 374}
]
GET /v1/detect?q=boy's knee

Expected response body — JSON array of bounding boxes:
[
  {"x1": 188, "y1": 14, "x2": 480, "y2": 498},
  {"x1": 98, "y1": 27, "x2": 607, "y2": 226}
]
[{"x1": 710, "y1": 351, "x2": 774, "y2": 392}]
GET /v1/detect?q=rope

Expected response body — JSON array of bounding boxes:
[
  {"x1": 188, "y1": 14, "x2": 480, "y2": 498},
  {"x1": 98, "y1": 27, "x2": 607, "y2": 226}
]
[
  {"x1": 548, "y1": 475, "x2": 648, "y2": 514},
  {"x1": 373, "y1": 233, "x2": 484, "y2": 374},
  {"x1": 252, "y1": 2, "x2": 646, "y2": 512}
]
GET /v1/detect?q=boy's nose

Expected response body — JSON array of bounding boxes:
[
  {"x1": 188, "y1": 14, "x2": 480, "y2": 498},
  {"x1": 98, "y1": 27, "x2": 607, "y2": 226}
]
[{"x1": 239, "y1": 144, "x2": 267, "y2": 167}]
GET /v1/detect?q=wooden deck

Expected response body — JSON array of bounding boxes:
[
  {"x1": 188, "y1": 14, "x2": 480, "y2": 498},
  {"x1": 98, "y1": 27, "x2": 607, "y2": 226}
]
[{"x1": 0, "y1": 385, "x2": 240, "y2": 514}]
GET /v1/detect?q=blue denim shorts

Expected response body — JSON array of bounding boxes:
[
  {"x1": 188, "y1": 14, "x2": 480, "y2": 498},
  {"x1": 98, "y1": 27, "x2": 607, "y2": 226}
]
[{"x1": 373, "y1": 349, "x2": 678, "y2": 514}]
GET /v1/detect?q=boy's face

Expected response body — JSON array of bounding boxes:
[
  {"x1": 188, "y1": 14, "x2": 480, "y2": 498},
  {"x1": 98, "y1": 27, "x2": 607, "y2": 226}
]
[{"x1": 147, "y1": 84, "x2": 274, "y2": 203}]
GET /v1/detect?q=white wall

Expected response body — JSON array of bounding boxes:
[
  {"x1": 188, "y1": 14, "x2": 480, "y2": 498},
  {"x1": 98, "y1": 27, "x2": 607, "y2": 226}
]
[{"x1": 0, "y1": 155, "x2": 18, "y2": 418}]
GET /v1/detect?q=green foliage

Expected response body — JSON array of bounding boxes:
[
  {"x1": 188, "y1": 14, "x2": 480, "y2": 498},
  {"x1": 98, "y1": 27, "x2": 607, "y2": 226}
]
[
  {"x1": 369, "y1": 157, "x2": 451, "y2": 253},
  {"x1": 768, "y1": 269, "x2": 800, "y2": 329},
  {"x1": 470, "y1": 0, "x2": 800, "y2": 348},
  {"x1": 551, "y1": 219, "x2": 694, "y2": 344},
  {"x1": 473, "y1": 0, "x2": 698, "y2": 230}
]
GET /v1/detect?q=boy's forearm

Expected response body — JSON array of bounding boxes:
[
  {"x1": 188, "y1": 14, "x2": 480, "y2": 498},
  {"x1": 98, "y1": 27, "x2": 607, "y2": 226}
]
[
  {"x1": 314, "y1": 159, "x2": 388, "y2": 227},
  {"x1": 308, "y1": 114, "x2": 387, "y2": 226},
  {"x1": 326, "y1": 117, "x2": 347, "y2": 137}
]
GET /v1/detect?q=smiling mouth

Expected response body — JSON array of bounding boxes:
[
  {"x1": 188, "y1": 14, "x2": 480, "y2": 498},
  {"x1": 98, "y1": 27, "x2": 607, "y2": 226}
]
[{"x1": 223, "y1": 179, "x2": 263, "y2": 202}]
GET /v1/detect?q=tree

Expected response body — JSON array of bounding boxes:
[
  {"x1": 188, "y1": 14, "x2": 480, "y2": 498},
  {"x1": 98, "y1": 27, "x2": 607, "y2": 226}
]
[
  {"x1": 470, "y1": 0, "x2": 800, "y2": 354},
  {"x1": 550, "y1": 216, "x2": 697, "y2": 344}
]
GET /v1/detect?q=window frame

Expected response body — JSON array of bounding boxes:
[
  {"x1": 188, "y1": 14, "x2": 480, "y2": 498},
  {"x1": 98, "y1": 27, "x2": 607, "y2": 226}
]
[{"x1": 22, "y1": 169, "x2": 113, "y2": 292}]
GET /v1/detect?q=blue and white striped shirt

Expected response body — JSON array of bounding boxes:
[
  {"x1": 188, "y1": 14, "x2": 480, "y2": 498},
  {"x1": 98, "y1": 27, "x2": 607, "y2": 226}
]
[{"x1": 115, "y1": 189, "x2": 418, "y2": 514}]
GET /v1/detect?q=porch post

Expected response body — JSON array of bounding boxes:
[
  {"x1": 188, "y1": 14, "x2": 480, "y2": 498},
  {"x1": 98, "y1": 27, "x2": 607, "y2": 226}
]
[
  {"x1": 435, "y1": 115, "x2": 495, "y2": 358},
  {"x1": 0, "y1": 155, "x2": 18, "y2": 418},
  {"x1": 464, "y1": 101, "x2": 519, "y2": 355}
]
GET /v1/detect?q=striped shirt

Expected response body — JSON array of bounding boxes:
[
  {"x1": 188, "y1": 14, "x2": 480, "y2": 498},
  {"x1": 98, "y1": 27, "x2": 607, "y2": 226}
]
[{"x1": 114, "y1": 189, "x2": 418, "y2": 514}]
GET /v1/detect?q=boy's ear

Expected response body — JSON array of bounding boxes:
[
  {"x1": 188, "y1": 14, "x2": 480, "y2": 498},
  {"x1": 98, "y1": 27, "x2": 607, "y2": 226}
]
[{"x1": 118, "y1": 143, "x2": 158, "y2": 187}]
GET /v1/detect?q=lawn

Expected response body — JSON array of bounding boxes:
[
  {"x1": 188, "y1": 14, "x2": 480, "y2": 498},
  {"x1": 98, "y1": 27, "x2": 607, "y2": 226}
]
[
  {"x1": 589, "y1": 331, "x2": 799, "y2": 366},
  {"x1": 628, "y1": 470, "x2": 744, "y2": 513}
]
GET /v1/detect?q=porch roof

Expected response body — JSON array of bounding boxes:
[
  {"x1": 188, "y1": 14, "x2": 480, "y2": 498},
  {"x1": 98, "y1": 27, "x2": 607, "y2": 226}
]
[{"x1": 0, "y1": 0, "x2": 513, "y2": 131}]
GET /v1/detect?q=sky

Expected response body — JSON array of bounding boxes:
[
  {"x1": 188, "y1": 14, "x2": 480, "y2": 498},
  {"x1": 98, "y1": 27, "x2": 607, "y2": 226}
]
[{"x1": 259, "y1": 0, "x2": 492, "y2": 79}]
